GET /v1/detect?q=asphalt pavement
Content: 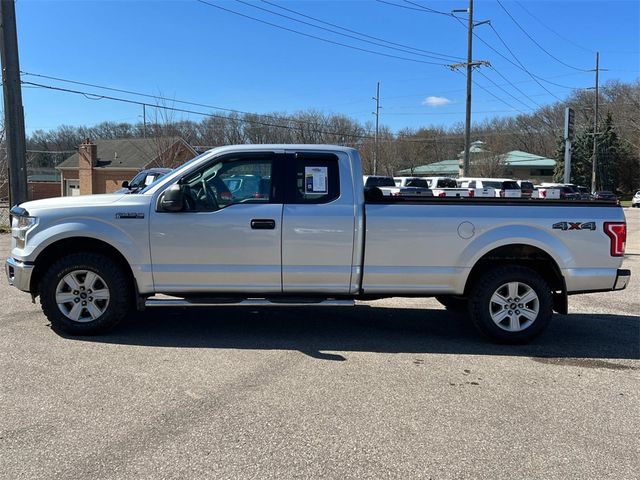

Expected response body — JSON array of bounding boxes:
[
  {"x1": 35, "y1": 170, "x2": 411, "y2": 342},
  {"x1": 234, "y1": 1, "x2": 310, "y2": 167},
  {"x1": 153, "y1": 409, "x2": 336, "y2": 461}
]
[{"x1": 1, "y1": 208, "x2": 638, "y2": 479}]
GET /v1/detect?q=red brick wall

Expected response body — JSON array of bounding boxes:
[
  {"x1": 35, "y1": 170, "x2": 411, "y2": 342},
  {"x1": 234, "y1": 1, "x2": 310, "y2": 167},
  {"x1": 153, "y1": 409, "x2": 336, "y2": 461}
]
[{"x1": 28, "y1": 182, "x2": 62, "y2": 201}]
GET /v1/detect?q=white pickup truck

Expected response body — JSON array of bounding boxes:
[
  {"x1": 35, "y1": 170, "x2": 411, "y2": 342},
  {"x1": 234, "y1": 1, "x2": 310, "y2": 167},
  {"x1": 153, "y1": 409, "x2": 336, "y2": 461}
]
[
  {"x1": 364, "y1": 175, "x2": 432, "y2": 197},
  {"x1": 6, "y1": 144, "x2": 630, "y2": 343}
]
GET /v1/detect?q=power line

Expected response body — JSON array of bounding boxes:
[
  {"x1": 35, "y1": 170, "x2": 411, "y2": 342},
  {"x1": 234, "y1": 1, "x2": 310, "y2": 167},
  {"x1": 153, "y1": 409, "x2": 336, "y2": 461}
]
[
  {"x1": 476, "y1": 69, "x2": 537, "y2": 111},
  {"x1": 21, "y1": 71, "x2": 373, "y2": 131},
  {"x1": 22, "y1": 80, "x2": 376, "y2": 140},
  {"x1": 452, "y1": 69, "x2": 528, "y2": 116},
  {"x1": 378, "y1": 0, "x2": 591, "y2": 93},
  {"x1": 26, "y1": 79, "x2": 550, "y2": 144},
  {"x1": 23, "y1": 79, "x2": 490, "y2": 144},
  {"x1": 401, "y1": 0, "x2": 452, "y2": 17},
  {"x1": 496, "y1": 0, "x2": 589, "y2": 72},
  {"x1": 234, "y1": 0, "x2": 458, "y2": 62},
  {"x1": 485, "y1": 23, "x2": 564, "y2": 102},
  {"x1": 446, "y1": 12, "x2": 588, "y2": 91},
  {"x1": 195, "y1": 0, "x2": 449, "y2": 66},
  {"x1": 481, "y1": 24, "x2": 587, "y2": 91},
  {"x1": 260, "y1": 0, "x2": 464, "y2": 61},
  {"x1": 486, "y1": 65, "x2": 543, "y2": 109},
  {"x1": 376, "y1": 0, "x2": 448, "y2": 15},
  {"x1": 514, "y1": 0, "x2": 594, "y2": 54}
]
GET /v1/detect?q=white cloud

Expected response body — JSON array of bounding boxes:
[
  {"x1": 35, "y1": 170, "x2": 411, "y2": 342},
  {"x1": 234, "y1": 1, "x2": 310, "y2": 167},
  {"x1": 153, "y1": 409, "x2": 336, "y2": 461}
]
[{"x1": 422, "y1": 96, "x2": 452, "y2": 107}]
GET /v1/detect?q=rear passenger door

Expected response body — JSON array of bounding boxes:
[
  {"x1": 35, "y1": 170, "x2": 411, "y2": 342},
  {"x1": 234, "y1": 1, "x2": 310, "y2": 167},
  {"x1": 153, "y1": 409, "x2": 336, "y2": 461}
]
[{"x1": 281, "y1": 152, "x2": 356, "y2": 294}]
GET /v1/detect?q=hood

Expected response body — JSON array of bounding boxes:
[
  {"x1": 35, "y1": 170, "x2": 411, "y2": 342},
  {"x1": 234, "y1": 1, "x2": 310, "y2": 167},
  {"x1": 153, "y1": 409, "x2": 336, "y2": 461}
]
[{"x1": 19, "y1": 194, "x2": 127, "y2": 213}]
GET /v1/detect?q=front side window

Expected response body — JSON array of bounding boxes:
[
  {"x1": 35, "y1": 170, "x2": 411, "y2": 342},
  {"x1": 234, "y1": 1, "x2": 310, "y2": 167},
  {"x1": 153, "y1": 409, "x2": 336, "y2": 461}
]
[{"x1": 175, "y1": 155, "x2": 274, "y2": 211}]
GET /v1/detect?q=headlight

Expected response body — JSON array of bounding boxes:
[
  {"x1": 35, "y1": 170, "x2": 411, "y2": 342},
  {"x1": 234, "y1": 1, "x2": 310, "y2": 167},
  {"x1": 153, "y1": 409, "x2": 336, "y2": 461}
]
[{"x1": 11, "y1": 215, "x2": 37, "y2": 249}]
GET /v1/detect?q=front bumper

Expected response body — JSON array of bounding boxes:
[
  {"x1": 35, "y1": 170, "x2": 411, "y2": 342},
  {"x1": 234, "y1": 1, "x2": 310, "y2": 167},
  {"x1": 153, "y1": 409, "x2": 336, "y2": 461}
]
[{"x1": 5, "y1": 257, "x2": 34, "y2": 292}]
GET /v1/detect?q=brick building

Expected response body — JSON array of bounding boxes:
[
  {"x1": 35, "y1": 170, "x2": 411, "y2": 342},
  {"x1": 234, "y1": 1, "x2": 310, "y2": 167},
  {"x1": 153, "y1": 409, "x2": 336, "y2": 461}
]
[{"x1": 56, "y1": 137, "x2": 197, "y2": 196}]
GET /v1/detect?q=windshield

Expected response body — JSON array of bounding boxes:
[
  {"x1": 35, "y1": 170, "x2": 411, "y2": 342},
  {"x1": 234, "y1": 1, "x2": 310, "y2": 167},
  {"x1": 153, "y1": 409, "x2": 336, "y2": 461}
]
[
  {"x1": 405, "y1": 178, "x2": 430, "y2": 188},
  {"x1": 129, "y1": 172, "x2": 147, "y2": 188},
  {"x1": 435, "y1": 178, "x2": 457, "y2": 188},
  {"x1": 139, "y1": 151, "x2": 211, "y2": 194}
]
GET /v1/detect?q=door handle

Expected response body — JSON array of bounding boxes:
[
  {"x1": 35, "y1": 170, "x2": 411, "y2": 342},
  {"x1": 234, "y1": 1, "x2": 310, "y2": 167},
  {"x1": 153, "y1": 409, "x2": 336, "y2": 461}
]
[{"x1": 250, "y1": 219, "x2": 276, "y2": 230}]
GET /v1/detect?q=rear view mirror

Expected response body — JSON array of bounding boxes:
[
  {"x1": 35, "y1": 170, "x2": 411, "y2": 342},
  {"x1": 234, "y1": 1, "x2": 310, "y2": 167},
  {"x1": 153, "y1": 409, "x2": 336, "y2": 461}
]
[{"x1": 159, "y1": 184, "x2": 184, "y2": 212}]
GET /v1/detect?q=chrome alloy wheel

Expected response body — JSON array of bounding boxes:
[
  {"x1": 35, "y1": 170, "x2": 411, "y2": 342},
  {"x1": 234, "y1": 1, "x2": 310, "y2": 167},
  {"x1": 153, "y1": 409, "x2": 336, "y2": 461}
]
[
  {"x1": 489, "y1": 281, "x2": 539, "y2": 332},
  {"x1": 55, "y1": 270, "x2": 110, "y2": 322}
]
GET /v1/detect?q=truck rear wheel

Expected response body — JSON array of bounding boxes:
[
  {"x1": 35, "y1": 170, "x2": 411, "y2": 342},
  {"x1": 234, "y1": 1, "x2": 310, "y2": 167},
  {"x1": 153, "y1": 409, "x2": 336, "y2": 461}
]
[
  {"x1": 468, "y1": 265, "x2": 553, "y2": 344},
  {"x1": 39, "y1": 253, "x2": 131, "y2": 335}
]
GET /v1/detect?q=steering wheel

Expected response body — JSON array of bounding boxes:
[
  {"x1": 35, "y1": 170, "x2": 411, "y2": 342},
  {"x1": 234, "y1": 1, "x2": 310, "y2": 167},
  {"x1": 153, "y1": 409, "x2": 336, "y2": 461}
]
[{"x1": 201, "y1": 179, "x2": 219, "y2": 210}]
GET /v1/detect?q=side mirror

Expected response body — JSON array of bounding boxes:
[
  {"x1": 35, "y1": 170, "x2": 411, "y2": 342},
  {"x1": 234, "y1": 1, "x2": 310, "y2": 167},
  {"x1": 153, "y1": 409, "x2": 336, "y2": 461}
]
[
  {"x1": 121, "y1": 180, "x2": 130, "y2": 189},
  {"x1": 159, "y1": 184, "x2": 184, "y2": 212}
]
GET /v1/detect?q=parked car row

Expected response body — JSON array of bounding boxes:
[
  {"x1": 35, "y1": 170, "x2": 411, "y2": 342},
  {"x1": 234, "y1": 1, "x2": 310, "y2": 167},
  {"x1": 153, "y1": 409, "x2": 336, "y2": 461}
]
[{"x1": 365, "y1": 175, "x2": 624, "y2": 203}]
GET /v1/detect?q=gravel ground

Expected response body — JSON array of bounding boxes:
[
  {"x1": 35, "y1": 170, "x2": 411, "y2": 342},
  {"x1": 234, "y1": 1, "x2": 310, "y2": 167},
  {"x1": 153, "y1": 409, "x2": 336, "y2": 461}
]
[{"x1": 0, "y1": 208, "x2": 638, "y2": 480}]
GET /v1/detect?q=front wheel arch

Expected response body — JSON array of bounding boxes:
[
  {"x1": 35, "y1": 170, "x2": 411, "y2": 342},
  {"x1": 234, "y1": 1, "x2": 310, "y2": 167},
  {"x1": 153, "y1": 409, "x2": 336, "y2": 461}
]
[{"x1": 30, "y1": 237, "x2": 136, "y2": 298}]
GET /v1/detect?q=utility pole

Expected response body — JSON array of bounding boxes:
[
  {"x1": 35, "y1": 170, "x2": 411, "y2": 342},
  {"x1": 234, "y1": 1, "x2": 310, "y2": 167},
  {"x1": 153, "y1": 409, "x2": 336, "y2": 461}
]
[
  {"x1": 590, "y1": 51, "x2": 599, "y2": 193},
  {"x1": 563, "y1": 107, "x2": 574, "y2": 184},
  {"x1": 450, "y1": 0, "x2": 489, "y2": 177},
  {"x1": 462, "y1": 0, "x2": 474, "y2": 178},
  {"x1": 0, "y1": 0, "x2": 28, "y2": 205},
  {"x1": 372, "y1": 81, "x2": 380, "y2": 175},
  {"x1": 142, "y1": 104, "x2": 147, "y2": 138}
]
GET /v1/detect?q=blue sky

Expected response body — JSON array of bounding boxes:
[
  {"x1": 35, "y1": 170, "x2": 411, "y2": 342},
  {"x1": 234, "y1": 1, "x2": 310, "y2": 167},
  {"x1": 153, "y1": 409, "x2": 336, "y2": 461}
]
[{"x1": 16, "y1": 0, "x2": 640, "y2": 135}]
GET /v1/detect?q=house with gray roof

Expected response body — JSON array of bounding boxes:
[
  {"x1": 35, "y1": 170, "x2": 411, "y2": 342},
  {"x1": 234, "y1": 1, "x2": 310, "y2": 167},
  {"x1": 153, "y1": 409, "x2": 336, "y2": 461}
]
[
  {"x1": 57, "y1": 137, "x2": 197, "y2": 196},
  {"x1": 397, "y1": 141, "x2": 556, "y2": 184}
]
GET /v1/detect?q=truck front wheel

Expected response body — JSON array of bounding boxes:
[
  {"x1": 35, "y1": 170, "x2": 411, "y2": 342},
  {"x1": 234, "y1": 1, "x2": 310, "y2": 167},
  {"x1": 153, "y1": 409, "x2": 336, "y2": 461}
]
[
  {"x1": 468, "y1": 266, "x2": 553, "y2": 344},
  {"x1": 39, "y1": 253, "x2": 131, "y2": 335}
]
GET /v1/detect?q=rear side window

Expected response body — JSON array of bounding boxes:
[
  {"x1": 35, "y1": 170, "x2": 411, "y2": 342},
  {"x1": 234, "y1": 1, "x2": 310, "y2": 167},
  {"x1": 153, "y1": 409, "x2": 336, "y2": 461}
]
[
  {"x1": 503, "y1": 181, "x2": 520, "y2": 189},
  {"x1": 288, "y1": 153, "x2": 340, "y2": 204}
]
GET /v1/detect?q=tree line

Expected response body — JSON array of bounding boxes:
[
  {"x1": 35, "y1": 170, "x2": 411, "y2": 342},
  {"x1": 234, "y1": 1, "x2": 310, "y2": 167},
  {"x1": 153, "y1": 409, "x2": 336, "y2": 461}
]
[{"x1": 3, "y1": 78, "x2": 639, "y2": 196}]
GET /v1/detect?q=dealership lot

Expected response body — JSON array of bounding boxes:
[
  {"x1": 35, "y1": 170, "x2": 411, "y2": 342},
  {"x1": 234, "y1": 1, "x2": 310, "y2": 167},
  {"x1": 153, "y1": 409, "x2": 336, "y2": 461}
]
[{"x1": 1, "y1": 209, "x2": 638, "y2": 480}]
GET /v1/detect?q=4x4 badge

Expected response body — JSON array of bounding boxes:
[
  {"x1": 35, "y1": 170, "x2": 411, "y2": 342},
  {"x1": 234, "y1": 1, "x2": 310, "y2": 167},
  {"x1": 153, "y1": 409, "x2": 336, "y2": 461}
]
[{"x1": 553, "y1": 221, "x2": 596, "y2": 231}]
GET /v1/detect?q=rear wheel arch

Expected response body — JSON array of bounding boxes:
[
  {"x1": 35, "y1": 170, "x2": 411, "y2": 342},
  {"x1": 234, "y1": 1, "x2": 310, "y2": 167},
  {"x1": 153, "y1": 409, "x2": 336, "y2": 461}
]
[{"x1": 464, "y1": 244, "x2": 565, "y2": 296}]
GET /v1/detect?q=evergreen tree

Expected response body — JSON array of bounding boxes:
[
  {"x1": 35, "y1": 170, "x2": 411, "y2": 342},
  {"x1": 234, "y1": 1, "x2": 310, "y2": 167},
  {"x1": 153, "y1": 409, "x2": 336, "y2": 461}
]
[
  {"x1": 554, "y1": 126, "x2": 592, "y2": 187},
  {"x1": 554, "y1": 112, "x2": 632, "y2": 191}
]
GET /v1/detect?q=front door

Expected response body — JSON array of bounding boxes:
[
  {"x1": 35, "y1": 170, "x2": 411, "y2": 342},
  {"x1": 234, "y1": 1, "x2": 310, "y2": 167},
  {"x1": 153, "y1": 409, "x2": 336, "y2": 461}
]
[{"x1": 149, "y1": 152, "x2": 284, "y2": 293}]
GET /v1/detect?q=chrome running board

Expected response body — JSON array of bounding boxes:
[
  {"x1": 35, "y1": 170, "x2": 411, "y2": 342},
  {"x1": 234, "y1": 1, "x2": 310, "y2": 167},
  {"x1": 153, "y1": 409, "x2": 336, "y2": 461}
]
[{"x1": 144, "y1": 297, "x2": 355, "y2": 308}]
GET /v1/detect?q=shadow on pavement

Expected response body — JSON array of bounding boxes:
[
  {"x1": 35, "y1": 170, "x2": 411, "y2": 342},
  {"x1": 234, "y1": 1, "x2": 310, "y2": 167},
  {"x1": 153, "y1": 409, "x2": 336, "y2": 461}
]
[{"x1": 61, "y1": 305, "x2": 640, "y2": 361}]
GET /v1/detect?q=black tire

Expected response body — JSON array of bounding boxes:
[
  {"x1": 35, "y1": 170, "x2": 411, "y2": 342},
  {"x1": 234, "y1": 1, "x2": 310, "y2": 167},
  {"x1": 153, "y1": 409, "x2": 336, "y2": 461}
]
[
  {"x1": 435, "y1": 295, "x2": 468, "y2": 313},
  {"x1": 39, "y1": 252, "x2": 131, "y2": 335},
  {"x1": 468, "y1": 265, "x2": 553, "y2": 344}
]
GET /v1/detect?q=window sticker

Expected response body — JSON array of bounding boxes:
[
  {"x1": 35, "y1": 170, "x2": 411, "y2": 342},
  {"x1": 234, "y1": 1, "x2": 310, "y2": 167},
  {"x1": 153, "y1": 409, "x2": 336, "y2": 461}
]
[{"x1": 304, "y1": 166, "x2": 328, "y2": 193}]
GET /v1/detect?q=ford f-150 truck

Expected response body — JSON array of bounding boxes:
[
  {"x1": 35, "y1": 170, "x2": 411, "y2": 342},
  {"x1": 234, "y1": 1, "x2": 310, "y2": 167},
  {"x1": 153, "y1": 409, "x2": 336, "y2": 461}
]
[{"x1": 5, "y1": 144, "x2": 630, "y2": 343}]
